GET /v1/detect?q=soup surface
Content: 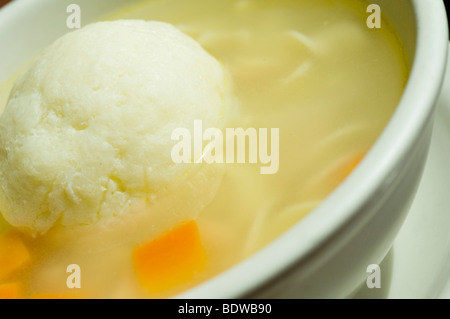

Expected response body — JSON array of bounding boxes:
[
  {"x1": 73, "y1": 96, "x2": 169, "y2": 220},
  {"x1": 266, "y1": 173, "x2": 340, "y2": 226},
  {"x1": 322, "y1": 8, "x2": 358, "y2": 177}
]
[{"x1": 0, "y1": 0, "x2": 407, "y2": 299}]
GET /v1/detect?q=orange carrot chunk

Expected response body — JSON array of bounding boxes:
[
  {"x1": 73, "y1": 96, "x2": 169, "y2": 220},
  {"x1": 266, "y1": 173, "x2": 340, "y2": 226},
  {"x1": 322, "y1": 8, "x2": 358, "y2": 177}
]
[
  {"x1": 133, "y1": 220, "x2": 206, "y2": 294},
  {"x1": 0, "y1": 231, "x2": 30, "y2": 281},
  {"x1": 0, "y1": 282, "x2": 21, "y2": 299},
  {"x1": 338, "y1": 152, "x2": 366, "y2": 182}
]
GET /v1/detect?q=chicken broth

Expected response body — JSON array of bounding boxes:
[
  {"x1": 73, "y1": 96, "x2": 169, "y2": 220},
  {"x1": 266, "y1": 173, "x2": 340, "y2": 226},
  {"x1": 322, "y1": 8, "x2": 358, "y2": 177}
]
[{"x1": 0, "y1": 0, "x2": 407, "y2": 299}]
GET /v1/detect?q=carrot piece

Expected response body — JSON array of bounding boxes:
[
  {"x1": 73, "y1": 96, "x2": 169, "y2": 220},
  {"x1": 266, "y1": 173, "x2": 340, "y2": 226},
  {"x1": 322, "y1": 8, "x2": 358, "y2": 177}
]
[
  {"x1": 0, "y1": 282, "x2": 21, "y2": 299},
  {"x1": 339, "y1": 152, "x2": 366, "y2": 182},
  {"x1": 0, "y1": 231, "x2": 30, "y2": 281},
  {"x1": 133, "y1": 220, "x2": 207, "y2": 294}
]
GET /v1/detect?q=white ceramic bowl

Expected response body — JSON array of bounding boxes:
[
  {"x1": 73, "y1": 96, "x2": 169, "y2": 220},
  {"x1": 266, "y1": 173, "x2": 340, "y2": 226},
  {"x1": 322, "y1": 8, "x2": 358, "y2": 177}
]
[{"x1": 0, "y1": 0, "x2": 447, "y2": 298}]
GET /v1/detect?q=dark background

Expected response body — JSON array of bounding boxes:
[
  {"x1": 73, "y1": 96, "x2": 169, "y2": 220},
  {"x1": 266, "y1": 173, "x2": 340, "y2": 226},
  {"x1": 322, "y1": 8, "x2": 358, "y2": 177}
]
[
  {"x1": 446, "y1": 0, "x2": 450, "y2": 37},
  {"x1": 0, "y1": 0, "x2": 449, "y2": 36}
]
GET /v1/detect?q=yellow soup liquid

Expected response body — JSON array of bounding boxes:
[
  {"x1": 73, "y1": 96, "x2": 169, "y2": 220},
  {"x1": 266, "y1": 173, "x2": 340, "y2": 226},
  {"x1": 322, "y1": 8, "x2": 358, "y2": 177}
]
[{"x1": 0, "y1": 0, "x2": 408, "y2": 299}]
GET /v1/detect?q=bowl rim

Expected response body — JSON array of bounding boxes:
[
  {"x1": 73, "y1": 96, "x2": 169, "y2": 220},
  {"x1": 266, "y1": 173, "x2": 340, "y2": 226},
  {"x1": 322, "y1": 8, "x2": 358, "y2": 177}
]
[{"x1": 179, "y1": 0, "x2": 449, "y2": 298}]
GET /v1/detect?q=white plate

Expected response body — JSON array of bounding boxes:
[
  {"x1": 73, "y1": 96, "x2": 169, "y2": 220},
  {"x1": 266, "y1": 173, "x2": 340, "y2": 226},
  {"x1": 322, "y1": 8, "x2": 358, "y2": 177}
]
[{"x1": 352, "y1": 44, "x2": 450, "y2": 299}]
